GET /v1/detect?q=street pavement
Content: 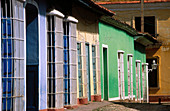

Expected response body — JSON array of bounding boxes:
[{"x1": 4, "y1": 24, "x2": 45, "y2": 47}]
[{"x1": 66, "y1": 101, "x2": 170, "y2": 111}]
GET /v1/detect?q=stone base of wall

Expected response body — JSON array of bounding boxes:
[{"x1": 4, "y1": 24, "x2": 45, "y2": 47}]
[
  {"x1": 77, "y1": 98, "x2": 88, "y2": 104},
  {"x1": 40, "y1": 108, "x2": 64, "y2": 111},
  {"x1": 64, "y1": 105, "x2": 78, "y2": 109},
  {"x1": 77, "y1": 95, "x2": 101, "y2": 104},
  {"x1": 91, "y1": 95, "x2": 95, "y2": 102},
  {"x1": 149, "y1": 95, "x2": 170, "y2": 102},
  {"x1": 94, "y1": 95, "x2": 101, "y2": 102}
]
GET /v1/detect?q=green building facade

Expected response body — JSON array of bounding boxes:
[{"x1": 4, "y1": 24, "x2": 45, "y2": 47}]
[{"x1": 99, "y1": 16, "x2": 156, "y2": 102}]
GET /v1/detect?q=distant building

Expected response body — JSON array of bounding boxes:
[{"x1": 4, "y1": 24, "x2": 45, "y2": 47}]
[{"x1": 97, "y1": 0, "x2": 170, "y2": 102}]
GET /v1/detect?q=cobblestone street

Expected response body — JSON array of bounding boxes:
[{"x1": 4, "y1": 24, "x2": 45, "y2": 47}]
[
  {"x1": 66, "y1": 101, "x2": 170, "y2": 111},
  {"x1": 94, "y1": 102, "x2": 170, "y2": 111}
]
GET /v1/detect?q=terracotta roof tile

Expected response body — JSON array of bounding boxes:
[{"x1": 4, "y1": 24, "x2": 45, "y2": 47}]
[{"x1": 83, "y1": 0, "x2": 116, "y2": 15}]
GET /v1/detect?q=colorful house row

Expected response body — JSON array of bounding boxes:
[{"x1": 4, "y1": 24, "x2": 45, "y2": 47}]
[
  {"x1": 0, "y1": 0, "x2": 112, "y2": 110},
  {"x1": 97, "y1": 0, "x2": 170, "y2": 102},
  {"x1": 0, "y1": 0, "x2": 157, "y2": 111}
]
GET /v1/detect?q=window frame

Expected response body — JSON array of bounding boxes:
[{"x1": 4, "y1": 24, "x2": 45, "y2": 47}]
[
  {"x1": 85, "y1": 43, "x2": 91, "y2": 101},
  {"x1": 46, "y1": 10, "x2": 64, "y2": 108},
  {"x1": 63, "y1": 16, "x2": 78, "y2": 106},
  {"x1": 135, "y1": 60, "x2": 141, "y2": 102},
  {"x1": 77, "y1": 42, "x2": 83, "y2": 97},
  {"x1": 146, "y1": 57, "x2": 159, "y2": 89},
  {"x1": 127, "y1": 54, "x2": 133, "y2": 100},
  {"x1": 142, "y1": 63, "x2": 149, "y2": 103},
  {"x1": 133, "y1": 16, "x2": 157, "y2": 38},
  {"x1": 92, "y1": 45, "x2": 97, "y2": 95},
  {"x1": 117, "y1": 50, "x2": 125, "y2": 100}
]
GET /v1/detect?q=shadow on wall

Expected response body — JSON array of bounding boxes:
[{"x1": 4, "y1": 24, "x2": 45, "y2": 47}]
[
  {"x1": 134, "y1": 42, "x2": 146, "y2": 54},
  {"x1": 146, "y1": 48, "x2": 159, "y2": 58},
  {"x1": 72, "y1": 3, "x2": 99, "y2": 34}
]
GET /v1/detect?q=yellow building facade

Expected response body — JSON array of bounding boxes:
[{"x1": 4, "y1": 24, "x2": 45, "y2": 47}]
[
  {"x1": 98, "y1": 0, "x2": 170, "y2": 102},
  {"x1": 72, "y1": 2, "x2": 104, "y2": 104}
]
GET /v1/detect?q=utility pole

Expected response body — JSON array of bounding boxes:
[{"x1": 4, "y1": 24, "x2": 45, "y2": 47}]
[{"x1": 141, "y1": 0, "x2": 144, "y2": 32}]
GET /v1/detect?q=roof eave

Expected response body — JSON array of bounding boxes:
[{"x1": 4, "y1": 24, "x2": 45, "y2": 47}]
[
  {"x1": 134, "y1": 33, "x2": 158, "y2": 46},
  {"x1": 76, "y1": 0, "x2": 115, "y2": 16},
  {"x1": 100, "y1": 16, "x2": 138, "y2": 36}
]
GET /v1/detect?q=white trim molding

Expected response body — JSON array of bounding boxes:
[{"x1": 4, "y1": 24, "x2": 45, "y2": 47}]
[
  {"x1": 118, "y1": 50, "x2": 125, "y2": 54},
  {"x1": 127, "y1": 54, "x2": 133, "y2": 57}
]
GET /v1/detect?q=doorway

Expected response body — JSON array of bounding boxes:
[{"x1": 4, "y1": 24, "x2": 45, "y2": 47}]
[
  {"x1": 26, "y1": 3, "x2": 39, "y2": 111},
  {"x1": 103, "y1": 47, "x2": 108, "y2": 100}
]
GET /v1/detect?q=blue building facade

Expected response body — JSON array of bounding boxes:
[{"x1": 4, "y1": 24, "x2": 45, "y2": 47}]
[{"x1": 0, "y1": 0, "x2": 78, "y2": 110}]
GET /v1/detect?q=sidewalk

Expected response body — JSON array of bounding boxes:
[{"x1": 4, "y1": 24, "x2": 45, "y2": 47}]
[{"x1": 65, "y1": 101, "x2": 112, "y2": 111}]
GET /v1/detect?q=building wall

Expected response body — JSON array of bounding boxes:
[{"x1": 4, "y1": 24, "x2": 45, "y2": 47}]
[
  {"x1": 101, "y1": 3, "x2": 170, "y2": 99},
  {"x1": 72, "y1": 5, "x2": 101, "y2": 103},
  {"x1": 99, "y1": 21, "x2": 146, "y2": 100}
]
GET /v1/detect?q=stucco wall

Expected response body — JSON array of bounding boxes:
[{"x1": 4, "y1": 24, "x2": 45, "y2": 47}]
[
  {"x1": 99, "y1": 21, "x2": 147, "y2": 100},
  {"x1": 72, "y1": 6, "x2": 101, "y2": 99}
]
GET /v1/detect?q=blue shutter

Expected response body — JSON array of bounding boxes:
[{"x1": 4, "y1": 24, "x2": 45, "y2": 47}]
[{"x1": 63, "y1": 22, "x2": 70, "y2": 105}]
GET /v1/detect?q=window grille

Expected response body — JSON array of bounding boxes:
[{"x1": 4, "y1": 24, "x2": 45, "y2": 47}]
[
  {"x1": 85, "y1": 44, "x2": 91, "y2": 101},
  {"x1": 136, "y1": 60, "x2": 141, "y2": 102},
  {"x1": 92, "y1": 45, "x2": 97, "y2": 95},
  {"x1": 47, "y1": 14, "x2": 64, "y2": 108},
  {"x1": 63, "y1": 18, "x2": 77, "y2": 105},
  {"x1": 1, "y1": 0, "x2": 25, "y2": 110},
  {"x1": 63, "y1": 22, "x2": 70, "y2": 105},
  {"x1": 135, "y1": 16, "x2": 156, "y2": 37},
  {"x1": 127, "y1": 54, "x2": 133, "y2": 100},
  {"x1": 77, "y1": 43, "x2": 83, "y2": 97},
  {"x1": 118, "y1": 51, "x2": 124, "y2": 100}
]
